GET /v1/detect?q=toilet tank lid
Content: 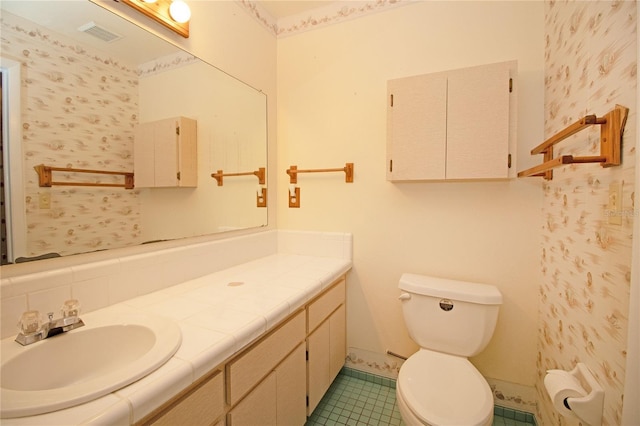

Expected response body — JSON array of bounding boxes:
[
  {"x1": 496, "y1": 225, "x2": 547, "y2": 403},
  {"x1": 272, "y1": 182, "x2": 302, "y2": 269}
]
[{"x1": 399, "y1": 273, "x2": 503, "y2": 304}]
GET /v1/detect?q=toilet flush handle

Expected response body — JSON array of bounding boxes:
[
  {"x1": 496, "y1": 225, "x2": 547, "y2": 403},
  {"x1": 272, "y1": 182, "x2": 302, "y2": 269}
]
[{"x1": 398, "y1": 292, "x2": 411, "y2": 301}]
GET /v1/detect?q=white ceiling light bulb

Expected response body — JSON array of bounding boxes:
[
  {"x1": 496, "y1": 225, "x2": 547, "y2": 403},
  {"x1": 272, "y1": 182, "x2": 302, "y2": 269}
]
[{"x1": 169, "y1": 0, "x2": 191, "y2": 23}]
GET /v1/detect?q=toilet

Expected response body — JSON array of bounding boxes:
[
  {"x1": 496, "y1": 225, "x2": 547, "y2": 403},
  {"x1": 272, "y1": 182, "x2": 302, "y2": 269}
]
[{"x1": 396, "y1": 273, "x2": 503, "y2": 426}]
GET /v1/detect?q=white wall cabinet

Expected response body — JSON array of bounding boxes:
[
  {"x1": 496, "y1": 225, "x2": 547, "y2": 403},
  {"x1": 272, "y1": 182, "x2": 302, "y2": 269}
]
[
  {"x1": 134, "y1": 116, "x2": 197, "y2": 188},
  {"x1": 387, "y1": 61, "x2": 517, "y2": 181}
]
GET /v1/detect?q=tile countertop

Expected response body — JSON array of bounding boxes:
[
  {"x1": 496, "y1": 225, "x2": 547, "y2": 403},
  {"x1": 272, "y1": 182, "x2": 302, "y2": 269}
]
[{"x1": 2, "y1": 253, "x2": 352, "y2": 426}]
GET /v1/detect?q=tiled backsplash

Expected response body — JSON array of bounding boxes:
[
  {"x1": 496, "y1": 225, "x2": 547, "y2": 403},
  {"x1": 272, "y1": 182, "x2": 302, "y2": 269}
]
[{"x1": 0, "y1": 230, "x2": 353, "y2": 340}]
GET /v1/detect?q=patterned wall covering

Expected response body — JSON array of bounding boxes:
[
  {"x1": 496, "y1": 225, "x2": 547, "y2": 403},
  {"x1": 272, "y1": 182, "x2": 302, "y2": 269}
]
[
  {"x1": 538, "y1": 1, "x2": 636, "y2": 425},
  {"x1": 1, "y1": 12, "x2": 142, "y2": 258},
  {"x1": 239, "y1": 0, "x2": 415, "y2": 38}
]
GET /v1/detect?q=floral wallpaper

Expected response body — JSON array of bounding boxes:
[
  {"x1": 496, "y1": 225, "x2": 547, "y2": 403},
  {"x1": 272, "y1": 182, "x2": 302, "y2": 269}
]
[
  {"x1": 538, "y1": 1, "x2": 636, "y2": 425},
  {"x1": 239, "y1": 0, "x2": 414, "y2": 38},
  {"x1": 1, "y1": 12, "x2": 142, "y2": 258}
]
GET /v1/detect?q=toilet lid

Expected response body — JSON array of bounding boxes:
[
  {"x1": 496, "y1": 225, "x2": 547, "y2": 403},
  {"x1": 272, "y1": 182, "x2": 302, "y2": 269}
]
[{"x1": 398, "y1": 350, "x2": 493, "y2": 426}]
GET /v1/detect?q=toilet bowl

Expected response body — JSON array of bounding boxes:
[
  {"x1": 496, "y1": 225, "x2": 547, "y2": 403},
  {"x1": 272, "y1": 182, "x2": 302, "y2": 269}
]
[
  {"x1": 396, "y1": 273, "x2": 502, "y2": 426},
  {"x1": 396, "y1": 350, "x2": 493, "y2": 426}
]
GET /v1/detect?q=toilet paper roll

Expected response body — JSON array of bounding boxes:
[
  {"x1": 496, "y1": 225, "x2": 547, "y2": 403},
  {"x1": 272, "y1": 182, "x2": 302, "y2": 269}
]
[{"x1": 544, "y1": 370, "x2": 586, "y2": 418}]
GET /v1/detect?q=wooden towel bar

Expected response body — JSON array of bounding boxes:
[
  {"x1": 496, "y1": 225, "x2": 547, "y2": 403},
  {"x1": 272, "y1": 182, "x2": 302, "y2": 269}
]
[
  {"x1": 518, "y1": 105, "x2": 628, "y2": 180},
  {"x1": 211, "y1": 167, "x2": 266, "y2": 186},
  {"x1": 286, "y1": 163, "x2": 354, "y2": 184},
  {"x1": 34, "y1": 165, "x2": 134, "y2": 189}
]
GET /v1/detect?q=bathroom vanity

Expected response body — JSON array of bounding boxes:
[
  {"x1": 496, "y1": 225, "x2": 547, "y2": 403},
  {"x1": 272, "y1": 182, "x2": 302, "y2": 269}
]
[
  {"x1": 140, "y1": 278, "x2": 346, "y2": 426},
  {"x1": 0, "y1": 230, "x2": 352, "y2": 425}
]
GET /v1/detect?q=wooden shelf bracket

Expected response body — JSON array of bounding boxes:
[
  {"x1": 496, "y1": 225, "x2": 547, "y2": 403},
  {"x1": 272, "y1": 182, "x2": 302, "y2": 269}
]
[
  {"x1": 34, "y1": 164, "x2": 134, "y2": 189},
  {"x1": 518, "y1": 105, "x2": 628, "y2": 180}
]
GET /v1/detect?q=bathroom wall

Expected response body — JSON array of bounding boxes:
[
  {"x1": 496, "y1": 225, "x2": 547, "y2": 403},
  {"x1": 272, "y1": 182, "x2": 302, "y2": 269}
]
[
  {"x1": 537, "y1": 1, "x2": 637, "y2": 425},
  {"x1": 277, "y1": 1, "x2": 545, "y2": 410},
  {"x1": 1, "y1": 11, "x2": 142, "y2": 258},
  {"x1": 136, "y1": 55, "x2": 267, "y2": 238}
]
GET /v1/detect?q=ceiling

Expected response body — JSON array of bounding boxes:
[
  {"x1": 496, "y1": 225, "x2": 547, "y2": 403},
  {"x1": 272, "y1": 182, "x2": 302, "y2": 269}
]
[
  {"x1": 258, "y1": 1, "x2": 336, "y2": 19},
  {"x1": 1, "y1": 1, "x2": 181, "y2": 64},
  {"x1": 0, "y1": 0, "x2": 342, "y2": 63}
]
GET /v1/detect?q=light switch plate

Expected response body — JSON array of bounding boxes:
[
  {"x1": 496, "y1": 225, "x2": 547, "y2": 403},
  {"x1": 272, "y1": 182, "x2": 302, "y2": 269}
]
[
  {"x1": 608, "y1": 182, "x2": 622, "y2": 225},
  {"x1": 39, "y1": 192, "x2": 51, "y2": 209}
]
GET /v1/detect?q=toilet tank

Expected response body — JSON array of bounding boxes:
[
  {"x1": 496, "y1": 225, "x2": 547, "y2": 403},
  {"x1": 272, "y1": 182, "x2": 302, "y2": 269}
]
[{"x1": 399, "y1": 273, "x2": 503, "y2": 357}]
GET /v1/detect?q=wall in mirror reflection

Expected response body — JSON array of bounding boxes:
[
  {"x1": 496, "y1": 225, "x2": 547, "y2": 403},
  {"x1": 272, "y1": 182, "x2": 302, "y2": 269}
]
[
  {"x1": 138, "y1": 55, "x2": 267, "y2": 242},
  {"x1": 1, "y1": 10, "x2": 267, "y2": 260}
]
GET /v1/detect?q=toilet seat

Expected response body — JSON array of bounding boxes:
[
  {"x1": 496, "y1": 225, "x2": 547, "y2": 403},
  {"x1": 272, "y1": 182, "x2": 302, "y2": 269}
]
[{"x1": 397, "y1": 349, "x2": 493, "y2": 426}]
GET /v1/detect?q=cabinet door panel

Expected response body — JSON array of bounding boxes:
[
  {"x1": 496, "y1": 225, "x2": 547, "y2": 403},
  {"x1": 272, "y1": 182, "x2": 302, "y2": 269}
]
[
  {"x1": 148, "y1": 370, "x2": 224, "y2": 426},
  {"x1": 446, "y1": 63, "x2": 510, "y2": 179},
  {"x1": 227, "y1": 311, "x2": 305, "y2": 405},
  {"x1": 134, "y1": 123, "x2": 156, "y2": 187},
  {"x1": 228, "y1": 372, "x2": 277, "y2": 426},
  {"x1": 154, "y1": 118, "x2": 179, "y2": 187},
  {"x1": 308, "y1": 280, "x2": 345, "y2": 333},
  {"x1": 329, "y1": 304, "x2": 346, "y2": 382},
  {"x1": 307, "y1": 320, "x2": 330, "y2": 415},
  {"x1": 178, "y1": 118, "x2": 198, "y2": 186},
  {"x1": 387, "y1": 73, "x2": 447, "y2": 181},
  {"x1": 276, "y1": 343, "x2": 307, "y2": 425}
]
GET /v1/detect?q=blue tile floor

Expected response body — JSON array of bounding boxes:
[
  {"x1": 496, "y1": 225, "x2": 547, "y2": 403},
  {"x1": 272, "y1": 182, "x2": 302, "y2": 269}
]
[{"x1": 306, "y1": 368, "x2": 536, "y2": 426}]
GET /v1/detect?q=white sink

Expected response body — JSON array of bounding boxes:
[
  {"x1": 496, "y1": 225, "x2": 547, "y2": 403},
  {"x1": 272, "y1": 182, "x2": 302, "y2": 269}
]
[{"x1": 1, "y1": 310, "x2": 182, "y2": 418}]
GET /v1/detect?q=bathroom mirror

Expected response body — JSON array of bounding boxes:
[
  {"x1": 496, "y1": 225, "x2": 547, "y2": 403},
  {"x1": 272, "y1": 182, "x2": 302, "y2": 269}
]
[{"x1": 0, "y1": 0, "x2": 267, "y2": 264}]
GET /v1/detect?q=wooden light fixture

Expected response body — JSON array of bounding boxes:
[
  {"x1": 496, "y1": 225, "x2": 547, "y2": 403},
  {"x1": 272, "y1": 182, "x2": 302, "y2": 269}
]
[{"x1": 120, "y1": 0, "x2": 190, "y2": 38}]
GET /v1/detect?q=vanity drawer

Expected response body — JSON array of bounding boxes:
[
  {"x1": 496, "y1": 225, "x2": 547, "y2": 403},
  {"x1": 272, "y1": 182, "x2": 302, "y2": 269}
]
[
  {"x1": 144, "y1": 369, "x2": 224, "y2": 426},
  {"x1": 307, "y1": 278, "x2": 345, "y2": 333},
  {"x1": 226, "y1": 310, "x2": 305, "y2": 405}
]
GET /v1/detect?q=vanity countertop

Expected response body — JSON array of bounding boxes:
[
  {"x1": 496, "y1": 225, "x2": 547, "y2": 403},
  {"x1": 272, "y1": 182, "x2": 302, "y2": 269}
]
[{"x1": 2, "y1": 253, "x2": 352, "y2": 425}]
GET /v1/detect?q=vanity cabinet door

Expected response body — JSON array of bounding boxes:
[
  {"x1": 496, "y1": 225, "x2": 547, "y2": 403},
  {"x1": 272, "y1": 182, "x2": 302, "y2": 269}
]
[
  {"x1": 306, "y1": 280, "x2": 347, "y2": 415},
  {"x1": 329, "y1": 304, "x2": 346, "y2": 381},
  {"x1": 227, "y1": 372, "x2": 277, "y2": 426},
  {"x1": 134, "y1": 116, "x2": 197, "y2": 188},
  {"x1": 226, "y1": 310, "x2": 305, "y2": 406},
  {"x1": 308, "y1": 279, "x2": 346, "y2": 332},
  {"x1": 142, "y1": 369, "x2": 224, "y2": 426},
  {"x1": 307, "y1": 305, "x2": 347, "y2": 415},
  {"x1": 307, "y1": 319, "x2": 330, "y2": 414},
  {"x1": 276, "y1": 343, "x2": 307, "y2": 425},
  {"x1": 227, "y1": 343, "x2": 306, "y2": 426}
]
